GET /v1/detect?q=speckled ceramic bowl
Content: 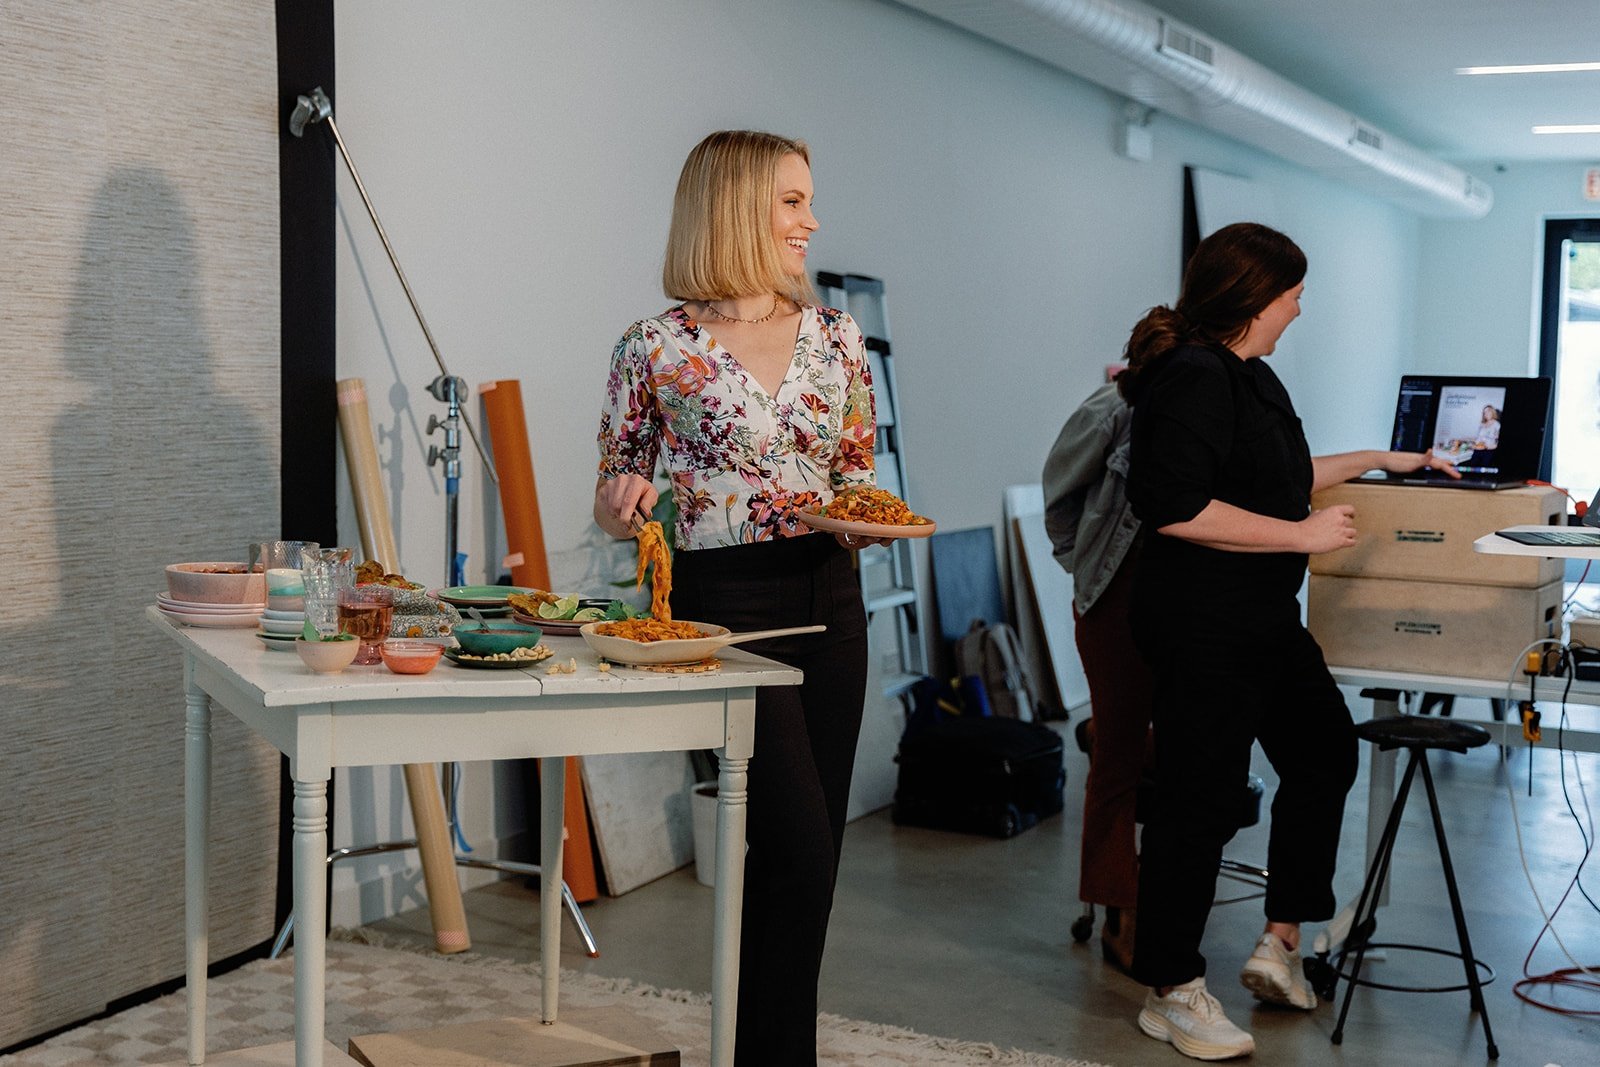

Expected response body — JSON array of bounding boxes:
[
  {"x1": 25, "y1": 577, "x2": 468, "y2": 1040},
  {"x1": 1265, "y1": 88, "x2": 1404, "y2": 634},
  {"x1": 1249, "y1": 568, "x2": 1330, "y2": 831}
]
[{"x1": 166, "y1": 562, "x2": 265, "y2": 605}]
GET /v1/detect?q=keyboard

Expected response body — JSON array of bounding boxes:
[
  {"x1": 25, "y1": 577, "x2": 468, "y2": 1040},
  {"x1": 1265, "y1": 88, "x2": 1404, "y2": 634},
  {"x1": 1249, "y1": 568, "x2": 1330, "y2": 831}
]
[{"x1": 1496, "y1": 528, "x2": 1600, "y2": 547}]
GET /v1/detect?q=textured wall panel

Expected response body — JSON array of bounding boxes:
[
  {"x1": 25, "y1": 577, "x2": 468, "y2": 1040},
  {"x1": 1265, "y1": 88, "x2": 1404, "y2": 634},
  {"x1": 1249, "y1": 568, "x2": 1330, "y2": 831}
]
[{"x1": 0, "y1": 0, "x2": 282, "y2": 1046}]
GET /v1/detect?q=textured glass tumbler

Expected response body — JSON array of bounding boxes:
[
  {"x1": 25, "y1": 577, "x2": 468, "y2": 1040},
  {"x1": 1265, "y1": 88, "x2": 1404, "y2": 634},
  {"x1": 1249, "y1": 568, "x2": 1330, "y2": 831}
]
[{"x1": 303, "y1": 547, "x2": 355, "y2": 637}]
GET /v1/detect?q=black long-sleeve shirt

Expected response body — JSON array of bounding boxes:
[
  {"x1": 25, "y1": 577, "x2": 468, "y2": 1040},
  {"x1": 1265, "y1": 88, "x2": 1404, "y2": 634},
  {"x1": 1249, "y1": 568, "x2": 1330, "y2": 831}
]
[{"x1": 1127, "y1": 342, "x2": 1314, "y2": 619}]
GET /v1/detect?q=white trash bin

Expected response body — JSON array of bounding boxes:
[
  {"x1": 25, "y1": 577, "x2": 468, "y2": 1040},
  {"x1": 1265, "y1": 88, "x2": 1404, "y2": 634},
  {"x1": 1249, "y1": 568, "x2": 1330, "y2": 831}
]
[{"x1": 690, "y1": 781, "x2": 718, "y2": 887}]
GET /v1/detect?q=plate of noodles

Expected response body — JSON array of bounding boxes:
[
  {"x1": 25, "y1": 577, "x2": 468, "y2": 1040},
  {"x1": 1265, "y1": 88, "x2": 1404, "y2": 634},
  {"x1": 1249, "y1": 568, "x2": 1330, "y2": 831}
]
[
  {"x1": 579, "y1": 619, "x2": 826, "y2": 666},
  {"x1": 797, "y1": 486, "x2": 936, "y2": 540}
]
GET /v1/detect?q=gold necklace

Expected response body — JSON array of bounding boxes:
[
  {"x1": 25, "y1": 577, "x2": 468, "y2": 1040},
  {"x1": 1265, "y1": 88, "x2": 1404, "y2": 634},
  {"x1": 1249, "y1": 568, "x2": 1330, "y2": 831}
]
[{"x1": 704, "y1": 295, "x2": 781, "y2": 324}]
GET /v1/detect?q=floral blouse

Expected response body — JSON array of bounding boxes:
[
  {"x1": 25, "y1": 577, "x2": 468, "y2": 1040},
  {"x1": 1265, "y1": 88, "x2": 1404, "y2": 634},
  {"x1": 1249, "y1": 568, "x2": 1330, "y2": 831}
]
[{"x1": 598, "y1": 304, "x2": 877, "y2": 550}]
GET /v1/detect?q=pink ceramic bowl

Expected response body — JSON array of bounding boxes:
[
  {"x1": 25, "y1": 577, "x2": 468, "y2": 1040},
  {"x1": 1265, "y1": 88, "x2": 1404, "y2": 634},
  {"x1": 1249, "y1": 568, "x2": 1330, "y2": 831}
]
[
  {"x1": 379, "y1": 640, "x2": 445, "y2": 675},
  {"x1": 166, "y1": 562, "x2": 266, "y2": 605}
]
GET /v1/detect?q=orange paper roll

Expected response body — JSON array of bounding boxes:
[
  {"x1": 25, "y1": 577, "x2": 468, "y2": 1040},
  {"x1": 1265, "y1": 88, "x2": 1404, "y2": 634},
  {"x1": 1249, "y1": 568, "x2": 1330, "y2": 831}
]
[
  {"x1": 480, "y1": 379, "x2": 551, "y2": 590},
  {"x1": 482, "y1": 380, "x2": 600, "y2": 901}
]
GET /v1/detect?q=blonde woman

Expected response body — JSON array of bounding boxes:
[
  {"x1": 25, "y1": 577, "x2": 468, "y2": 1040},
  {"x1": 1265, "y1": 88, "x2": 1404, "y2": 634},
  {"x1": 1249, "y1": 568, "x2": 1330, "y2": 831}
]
[{"x1": 594, "y1": 130, "x2": 875, "y2": 1065}]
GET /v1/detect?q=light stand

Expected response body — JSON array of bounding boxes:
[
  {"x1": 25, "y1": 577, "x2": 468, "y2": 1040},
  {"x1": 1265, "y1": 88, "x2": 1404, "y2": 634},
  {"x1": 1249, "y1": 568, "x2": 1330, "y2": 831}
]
[
  {"x1": 281, "y1": 86, "x2": 597, "y2": 958},
  {"x1": 427, "y1": 374, "x2": 467, "y2": 584},
  {"x1": 290, "y1": 85, "x2": 498, "y2": 587}
]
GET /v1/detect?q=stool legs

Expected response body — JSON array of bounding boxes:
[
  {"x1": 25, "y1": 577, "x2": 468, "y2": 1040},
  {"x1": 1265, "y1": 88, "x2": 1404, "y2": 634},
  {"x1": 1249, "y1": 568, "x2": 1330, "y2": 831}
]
[
  {"x1": 1418, "y1": 755, "x2": 1498, "y2": 1059},
  {"x1": 1332, "y1": 753, "x2": 1419, "y2": 1045},
  {"x1": 1331, "y1": 747, "x2": 1497, "y2": 1061}
]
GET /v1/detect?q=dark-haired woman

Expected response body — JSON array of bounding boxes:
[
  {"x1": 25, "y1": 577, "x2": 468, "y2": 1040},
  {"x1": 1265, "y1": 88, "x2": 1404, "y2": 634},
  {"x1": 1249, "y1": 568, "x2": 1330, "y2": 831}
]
[{"x1": 1120, "y1": 223, "x2": 1456, "y2": 1061}]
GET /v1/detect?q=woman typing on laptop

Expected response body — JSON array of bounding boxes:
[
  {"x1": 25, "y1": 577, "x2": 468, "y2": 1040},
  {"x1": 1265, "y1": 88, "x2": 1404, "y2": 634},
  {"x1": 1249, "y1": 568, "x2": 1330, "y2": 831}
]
[{"x1": 1118, "y1": 222, "x2": 1457, "y2": 1061}]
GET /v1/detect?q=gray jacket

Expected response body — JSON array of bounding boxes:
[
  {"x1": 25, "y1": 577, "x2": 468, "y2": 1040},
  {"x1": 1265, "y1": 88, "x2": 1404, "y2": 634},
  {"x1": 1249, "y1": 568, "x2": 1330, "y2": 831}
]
[{"x1": 1042, "y1": 381, "x2": 1141, "y2": 615}]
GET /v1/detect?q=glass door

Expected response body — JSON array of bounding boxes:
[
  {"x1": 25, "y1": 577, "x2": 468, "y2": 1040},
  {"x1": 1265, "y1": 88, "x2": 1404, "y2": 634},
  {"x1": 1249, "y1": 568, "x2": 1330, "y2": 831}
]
[{"x1": 1537, "y1": 218, "x2": 1600, "y2": 580}]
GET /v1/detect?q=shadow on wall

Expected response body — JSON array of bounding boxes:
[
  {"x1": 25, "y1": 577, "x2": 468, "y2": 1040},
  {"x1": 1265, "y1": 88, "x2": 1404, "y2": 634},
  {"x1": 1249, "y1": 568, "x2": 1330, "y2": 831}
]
[{"x1": 0, "y1": 164, "x2": 276, "y2": 1045}]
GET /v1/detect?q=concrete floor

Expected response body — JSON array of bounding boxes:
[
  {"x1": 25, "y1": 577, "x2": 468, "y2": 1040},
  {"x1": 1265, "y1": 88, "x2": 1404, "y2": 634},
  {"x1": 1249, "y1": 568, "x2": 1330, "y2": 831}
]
[{"x1": 368, "y1": 704, "x2": 1600, "y2": 1067}]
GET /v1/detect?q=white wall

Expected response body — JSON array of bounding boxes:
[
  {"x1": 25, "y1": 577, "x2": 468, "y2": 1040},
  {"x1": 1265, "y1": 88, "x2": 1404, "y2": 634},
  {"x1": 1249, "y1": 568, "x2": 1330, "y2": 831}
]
[
  {"x1": 1415, "y1": 161, "x2": 1600, "y2": 377},
  {"x1": 327, "y1": 0, "x2": 1423, "y2": 922}
]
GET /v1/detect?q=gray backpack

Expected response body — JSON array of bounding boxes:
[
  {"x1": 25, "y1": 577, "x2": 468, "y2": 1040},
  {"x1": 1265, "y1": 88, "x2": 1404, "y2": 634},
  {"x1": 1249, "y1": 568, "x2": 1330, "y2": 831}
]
[{"x1": 953, "y1": 619, "x2": 1041, "y2": 721}]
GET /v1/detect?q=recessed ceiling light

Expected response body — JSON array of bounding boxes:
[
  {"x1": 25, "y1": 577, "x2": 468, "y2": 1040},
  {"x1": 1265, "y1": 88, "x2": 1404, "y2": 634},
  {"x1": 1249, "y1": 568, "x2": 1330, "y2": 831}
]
[
  {"x1": 1532, "y1": 124, "x2": 1600, "y2": 134},
  {"x1": 1457, "y1": 62, "x2": 1600, "y2": 75}
]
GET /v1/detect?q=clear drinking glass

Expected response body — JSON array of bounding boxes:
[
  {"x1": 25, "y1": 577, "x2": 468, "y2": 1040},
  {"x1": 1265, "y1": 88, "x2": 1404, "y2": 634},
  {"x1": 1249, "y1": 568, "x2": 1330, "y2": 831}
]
[
  {"x1": 248, "y1": 540, "x2": 320, "y2": 609},
  {"x1": 303, "y1": 547, "x2": 356, "y2": 637},
  {"x1": 338, "y1": 584, "x2": 395, "y2": 665}
]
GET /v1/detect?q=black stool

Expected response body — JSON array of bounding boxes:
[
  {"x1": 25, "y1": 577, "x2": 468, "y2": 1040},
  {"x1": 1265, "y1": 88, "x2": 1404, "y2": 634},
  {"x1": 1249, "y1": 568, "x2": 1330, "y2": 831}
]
[{"x1": 1329, "y1": 714, "x2": 1498, "y2": 1059}]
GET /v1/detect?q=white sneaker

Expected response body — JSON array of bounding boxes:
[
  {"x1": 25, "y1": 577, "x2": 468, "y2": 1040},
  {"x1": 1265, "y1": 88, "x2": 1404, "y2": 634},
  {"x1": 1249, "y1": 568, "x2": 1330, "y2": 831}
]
[
  {"x1": 1138, "y1": 977, "x2": 1256, "y2": 1060},
  {"x1": 1239, "y1": 933, "x2": 1318, "y2": 1010}
]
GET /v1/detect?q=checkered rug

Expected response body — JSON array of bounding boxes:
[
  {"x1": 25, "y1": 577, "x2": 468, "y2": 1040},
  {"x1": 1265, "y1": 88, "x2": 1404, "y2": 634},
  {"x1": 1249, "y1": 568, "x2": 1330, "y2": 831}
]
[{"x1": 3, "y1": 932, "x2": 1109, "y2": 1067}]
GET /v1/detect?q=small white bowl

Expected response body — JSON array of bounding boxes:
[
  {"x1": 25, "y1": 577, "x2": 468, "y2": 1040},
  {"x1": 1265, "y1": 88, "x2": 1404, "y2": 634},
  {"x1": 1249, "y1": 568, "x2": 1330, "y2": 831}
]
[
  {"x1": 259, "y1": 617, "x2": 305, "y2": 635},
  {"x1": 295, "y1": 637, "x2": 360, "y2": 673}
]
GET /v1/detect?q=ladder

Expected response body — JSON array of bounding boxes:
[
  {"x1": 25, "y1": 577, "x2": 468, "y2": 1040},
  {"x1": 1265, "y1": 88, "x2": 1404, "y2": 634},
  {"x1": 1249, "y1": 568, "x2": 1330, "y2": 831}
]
[{"x1": 816, "y1": 272, "x2": 927, "y2": 693}]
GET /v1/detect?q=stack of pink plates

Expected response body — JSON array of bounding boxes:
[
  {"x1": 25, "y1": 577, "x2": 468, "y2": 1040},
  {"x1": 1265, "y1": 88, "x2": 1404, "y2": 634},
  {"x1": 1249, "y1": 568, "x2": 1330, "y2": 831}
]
[{"x1": 156, "y1": 591, "x2": 264, "y2": 628}]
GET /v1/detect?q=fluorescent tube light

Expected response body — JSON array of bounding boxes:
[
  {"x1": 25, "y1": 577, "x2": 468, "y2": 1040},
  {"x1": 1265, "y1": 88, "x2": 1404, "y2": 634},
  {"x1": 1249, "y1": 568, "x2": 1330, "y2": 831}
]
[
  {"x1": 1457, "y1": 61, "x2": 1600, "y2": 75},
  {"x1": 1532, "y1": 124, "x2": 1600, "y2": 134}
]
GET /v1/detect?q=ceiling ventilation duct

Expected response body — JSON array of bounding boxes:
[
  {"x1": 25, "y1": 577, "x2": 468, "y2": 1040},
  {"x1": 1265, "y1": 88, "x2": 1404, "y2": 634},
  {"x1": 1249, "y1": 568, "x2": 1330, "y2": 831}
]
[{"x1": 896, "y1": 0, "x2": 1493, "y2": 219}]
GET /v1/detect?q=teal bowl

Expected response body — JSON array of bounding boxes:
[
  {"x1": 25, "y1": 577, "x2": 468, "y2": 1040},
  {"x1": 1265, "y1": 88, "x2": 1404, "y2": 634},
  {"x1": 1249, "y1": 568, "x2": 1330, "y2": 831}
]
[{"x1": 453, "y1": 621, "x2": 544, "y2": 656}]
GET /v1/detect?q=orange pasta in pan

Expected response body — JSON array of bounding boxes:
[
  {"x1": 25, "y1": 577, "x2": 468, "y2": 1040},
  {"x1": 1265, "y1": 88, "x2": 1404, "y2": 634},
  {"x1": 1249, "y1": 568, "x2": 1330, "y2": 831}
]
[
  {"x1": 635, "y1": 520, "x2": 672, "y2": 621},
  {"x1": 594, "y1": 617, "x2": 703, "y2": 642}
]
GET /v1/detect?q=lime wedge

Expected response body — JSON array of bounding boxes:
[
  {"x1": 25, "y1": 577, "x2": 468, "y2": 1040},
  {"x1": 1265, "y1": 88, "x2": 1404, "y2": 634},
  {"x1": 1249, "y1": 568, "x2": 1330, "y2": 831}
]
[
  {"x1": 573, "y1": 606, "x2": 606, "y2": 622},
  {"x1": 554, "y1": 594, "x2": 580, "y2": 618},
  {"x1": 536, "y1": 601, "x2": 563, "y2": 619}
]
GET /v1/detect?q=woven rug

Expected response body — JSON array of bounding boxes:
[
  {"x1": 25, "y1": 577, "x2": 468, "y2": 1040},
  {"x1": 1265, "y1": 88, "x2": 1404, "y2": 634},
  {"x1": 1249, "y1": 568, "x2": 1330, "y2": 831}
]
[{"x1": 3, "y1": 931, "x2": 1110, "y2": 1067}]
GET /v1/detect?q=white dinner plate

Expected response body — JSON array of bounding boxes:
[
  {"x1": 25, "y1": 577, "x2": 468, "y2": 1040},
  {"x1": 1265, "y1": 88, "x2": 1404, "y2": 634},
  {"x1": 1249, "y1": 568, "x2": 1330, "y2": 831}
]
[
  {"x1": 158, "y1": 606, "x2": 262, "y2": 628},
  {"x1": 157, "y1": 592, "x2": 264, "y2": 614},
  {"x1": 259, "y1": 617, "x2": 305, "y2": 635}
]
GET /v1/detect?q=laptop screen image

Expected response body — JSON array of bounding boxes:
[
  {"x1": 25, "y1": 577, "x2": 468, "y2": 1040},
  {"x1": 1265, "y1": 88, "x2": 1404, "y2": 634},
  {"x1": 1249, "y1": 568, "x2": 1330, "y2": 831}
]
[{"x1": 1380, "y1": 375, "x2": 1551, "y2": 488}]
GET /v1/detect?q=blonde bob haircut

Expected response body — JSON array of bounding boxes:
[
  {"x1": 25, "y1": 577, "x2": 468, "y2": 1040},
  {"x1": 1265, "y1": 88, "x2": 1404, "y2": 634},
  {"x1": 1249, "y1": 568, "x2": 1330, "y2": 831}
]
[{"x1": 662, "y1": 130, "x2": 818, "y2": 306}]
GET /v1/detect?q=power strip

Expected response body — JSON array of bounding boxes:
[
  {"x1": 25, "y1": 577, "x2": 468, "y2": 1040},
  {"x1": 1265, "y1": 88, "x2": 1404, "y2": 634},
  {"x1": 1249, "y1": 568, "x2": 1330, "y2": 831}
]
[{"x1": 1571, "y1": 645, "x2": 1600, "y2": 682}]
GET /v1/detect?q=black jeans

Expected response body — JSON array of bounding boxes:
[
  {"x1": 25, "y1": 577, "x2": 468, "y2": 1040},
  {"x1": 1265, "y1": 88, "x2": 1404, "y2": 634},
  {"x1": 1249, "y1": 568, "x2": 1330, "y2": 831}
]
[
  {"x1": 671, "y1": 534, "x2": 868, "y2": 1067},
  {"x1": 1131, "y1": 608, "x2": 1358, "y2": 989}
]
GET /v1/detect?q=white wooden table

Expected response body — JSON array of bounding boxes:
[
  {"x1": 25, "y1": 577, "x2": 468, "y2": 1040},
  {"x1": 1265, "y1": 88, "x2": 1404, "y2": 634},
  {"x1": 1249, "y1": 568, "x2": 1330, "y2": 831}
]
[{"x1": 148, "y1": 607, "x2": 802, "y2": 1067}]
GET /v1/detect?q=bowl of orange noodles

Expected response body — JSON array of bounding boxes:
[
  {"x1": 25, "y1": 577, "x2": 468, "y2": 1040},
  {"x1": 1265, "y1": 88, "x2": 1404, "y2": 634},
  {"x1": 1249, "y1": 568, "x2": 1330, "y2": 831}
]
[{"x1": 579, "y1": 618, "x2": 826, "y2": 666}]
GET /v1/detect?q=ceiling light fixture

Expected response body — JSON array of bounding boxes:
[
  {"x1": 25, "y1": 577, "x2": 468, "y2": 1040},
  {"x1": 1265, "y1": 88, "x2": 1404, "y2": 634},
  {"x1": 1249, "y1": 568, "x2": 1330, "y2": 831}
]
[
  {"x1": 1532, "y1": 124, "x2": 1600, "y2": 134},
  {"x1": 1457, "y1": 61, "x2": 1600, "y2": 75}
]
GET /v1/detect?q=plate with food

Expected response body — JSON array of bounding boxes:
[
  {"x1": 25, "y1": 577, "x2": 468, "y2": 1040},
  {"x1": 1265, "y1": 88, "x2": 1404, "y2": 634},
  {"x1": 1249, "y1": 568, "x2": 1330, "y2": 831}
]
[
  {"x1": 354, "y1": 560, "x2": 426, "y2": 590},
  {"x1": 435, "y1": 585, "x2": 536, "y2": 610},
  {"x1": 579, "y1": 619, "x2": 825, "y2": 666},
  {"x1": 442, "y1": 646, "x2": 552, "y2": 670},
  {"x1": 797, "y1": 486, "x2": 936, "y2": 540},
  {"x1": 507, "y1": 592, "x2": 650, "y2": 635}
]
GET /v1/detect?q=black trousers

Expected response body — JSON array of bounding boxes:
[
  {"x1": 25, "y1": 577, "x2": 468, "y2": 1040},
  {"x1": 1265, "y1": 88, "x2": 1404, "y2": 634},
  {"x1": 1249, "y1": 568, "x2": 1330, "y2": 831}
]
[
  {"x1": 671, "y1": 534, "x2": 868, "y2": 1067},
  {"x1": 1131, "y1": 608, "x2": 1358, "y2": 989}
]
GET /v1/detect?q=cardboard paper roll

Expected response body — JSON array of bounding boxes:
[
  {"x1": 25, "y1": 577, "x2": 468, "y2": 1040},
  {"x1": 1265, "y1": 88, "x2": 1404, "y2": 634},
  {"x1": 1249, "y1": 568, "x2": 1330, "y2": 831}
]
[
  {"x1": 336, "y1": 376, "x2": 470, "y2": 953},
  {"x1": 335, "y1": 378, "x2": 401, "y2": 572},
  {"x1": 480, "y1": 380, "x2": 550, "y2": 590},
  {"x1": 403, "y1": 763, "x2": 471, "y2": 953}
]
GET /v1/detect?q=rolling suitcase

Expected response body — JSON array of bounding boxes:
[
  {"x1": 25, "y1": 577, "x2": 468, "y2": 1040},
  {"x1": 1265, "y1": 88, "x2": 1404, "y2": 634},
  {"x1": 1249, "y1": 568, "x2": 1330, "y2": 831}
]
[{"x1": 892, "y1": 715, "x2": 1066, "y2": 838}]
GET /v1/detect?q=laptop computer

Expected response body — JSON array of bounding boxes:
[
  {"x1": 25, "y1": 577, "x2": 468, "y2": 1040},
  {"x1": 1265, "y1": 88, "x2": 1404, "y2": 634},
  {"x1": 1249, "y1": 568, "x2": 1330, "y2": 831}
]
[
  {"x1": 1496, "y1": 486, "x2": 1600, "y2": 547},
  {"x1": 1358, "y1": 374, "x2": 1552, "y2": 490}
]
